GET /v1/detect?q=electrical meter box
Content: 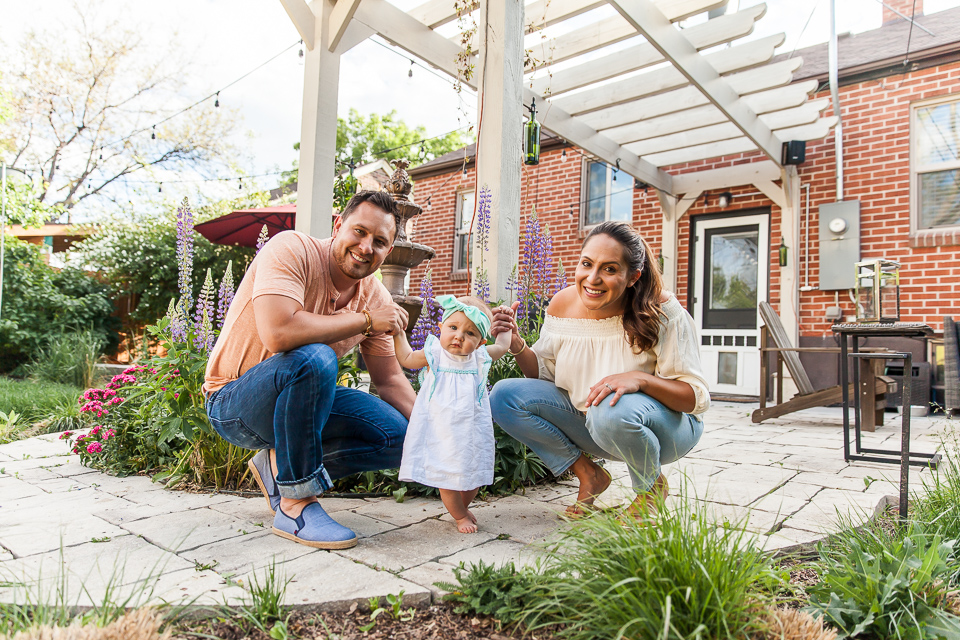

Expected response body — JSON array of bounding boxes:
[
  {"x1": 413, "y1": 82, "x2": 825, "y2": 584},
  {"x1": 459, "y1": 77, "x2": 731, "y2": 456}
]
[{"x1": 818, "y1": 200, "x2": 861, "y2": 291}]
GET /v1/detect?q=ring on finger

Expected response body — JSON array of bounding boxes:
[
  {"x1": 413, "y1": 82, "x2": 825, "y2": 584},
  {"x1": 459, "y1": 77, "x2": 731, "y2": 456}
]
[{"x1": 604, "y1": 383, "x2": 613, "y2": 392}]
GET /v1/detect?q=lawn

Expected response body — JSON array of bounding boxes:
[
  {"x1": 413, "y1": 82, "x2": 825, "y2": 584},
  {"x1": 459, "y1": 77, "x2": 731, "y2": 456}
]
[{"x1": 0, "y1": 376, "x2": 82, "y2": 442}]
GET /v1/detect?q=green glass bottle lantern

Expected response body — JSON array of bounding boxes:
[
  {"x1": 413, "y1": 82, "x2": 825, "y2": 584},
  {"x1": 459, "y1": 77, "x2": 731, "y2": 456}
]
[
  {"x1": 524, "y1": 98, "x2": 541, "y2": 166},
  {"x1": 778, "y1": 237, "x2": 788, "y2": 267}
]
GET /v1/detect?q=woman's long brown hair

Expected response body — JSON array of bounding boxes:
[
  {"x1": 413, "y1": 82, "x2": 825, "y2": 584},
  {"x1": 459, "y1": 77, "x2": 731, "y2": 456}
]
[{"x1": 582, "y1": 221, "x2": 664, "y2": 353}]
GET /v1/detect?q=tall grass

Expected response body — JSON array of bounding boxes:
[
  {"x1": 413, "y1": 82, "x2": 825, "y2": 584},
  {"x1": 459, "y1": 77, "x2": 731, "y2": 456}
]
[
  {"x1": 24, "y1": 330, "x2": 103, "y2": 389},
  {"x1": 0, "y1": 377, "x2": 83, "y2": 443},
  {"x1": 445, "y1": 487, "x2": 785, "y2": 640}
]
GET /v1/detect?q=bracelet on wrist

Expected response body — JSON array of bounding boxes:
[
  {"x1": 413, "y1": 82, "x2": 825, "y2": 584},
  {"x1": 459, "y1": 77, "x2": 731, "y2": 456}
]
[
  {"x1": 508, "y1": 341, "x2": 527, "y2": 356},
  {"x1": 361, "y1": 310, "x2": 373, "y2": 336}
]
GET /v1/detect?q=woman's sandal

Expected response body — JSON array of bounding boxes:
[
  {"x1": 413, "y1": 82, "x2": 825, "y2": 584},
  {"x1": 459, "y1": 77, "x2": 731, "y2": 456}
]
[
  {"x1": 563, "y1": 465, "x2": 613, "y2": 520},
  {"x1": 617, "y1": 474, "x2": 669, "y2": 527}
]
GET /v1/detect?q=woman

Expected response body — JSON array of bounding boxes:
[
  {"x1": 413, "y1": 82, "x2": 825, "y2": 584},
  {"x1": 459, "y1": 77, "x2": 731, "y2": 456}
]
[{"x1": 490, "y1": 221, "x2": 709, "y2": 520}]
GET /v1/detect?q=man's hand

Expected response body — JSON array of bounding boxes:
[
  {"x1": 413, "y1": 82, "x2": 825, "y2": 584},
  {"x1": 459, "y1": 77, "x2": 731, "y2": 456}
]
[{"x1": 369, "y1": 303, "x2": 409, "y2": 336}]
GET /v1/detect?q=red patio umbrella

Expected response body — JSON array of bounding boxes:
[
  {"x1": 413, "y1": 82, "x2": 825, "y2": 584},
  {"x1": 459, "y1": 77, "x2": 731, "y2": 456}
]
[{"x1": 194, "y1": 204, "x2": 296, "y2": 247}]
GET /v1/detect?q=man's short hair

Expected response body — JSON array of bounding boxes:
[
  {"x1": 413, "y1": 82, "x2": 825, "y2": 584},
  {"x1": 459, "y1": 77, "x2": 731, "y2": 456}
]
[{"x1": 340, "y1": 190, "x2": 401, "y2": 240}]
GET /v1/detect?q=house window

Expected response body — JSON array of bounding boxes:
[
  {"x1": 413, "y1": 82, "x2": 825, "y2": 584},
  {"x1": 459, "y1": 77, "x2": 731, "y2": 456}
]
[
  {"x1": 582, "y1": 159, "x2": 634, "y2": 228},
  {"x1": 453, "y1": 189, "x2": 476, "y2": 273},
  {"x1": 913, "y1": 95, "x2": 960, "y2": 232}
]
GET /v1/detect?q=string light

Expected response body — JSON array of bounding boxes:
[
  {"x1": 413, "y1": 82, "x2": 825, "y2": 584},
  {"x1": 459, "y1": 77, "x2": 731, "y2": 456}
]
[
  {"x1": 238, "y1": 178, "x2": 243, "y2": 190},
  {"x1": 214, "y1": 92, "x2": 220, "y2": 108},
  {"x1": 408, "y1": 59, "x2": 414, "y2": 78},
  {"x1": 158, "y1": 183, "x2": 162, "y2": 193},
  {"x1": 151, "y1": 126, "x2": 156, "y2": 140},
  {"x1": 299, "y1": 40, "x2": 304, "y2": 59}
]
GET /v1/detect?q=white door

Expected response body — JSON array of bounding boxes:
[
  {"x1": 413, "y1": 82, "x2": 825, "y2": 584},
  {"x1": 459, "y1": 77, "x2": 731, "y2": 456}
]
[{"x1": 691, "y1": 213, "x2": 769, "y2": 396}]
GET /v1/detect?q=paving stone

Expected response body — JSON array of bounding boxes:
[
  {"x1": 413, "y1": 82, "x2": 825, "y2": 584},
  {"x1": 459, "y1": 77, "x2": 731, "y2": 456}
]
[
  {"x1": 148, "y1": 567, "x2": 248, "y2": 607},
  {"x1": 764, "y1": 431, "x2": 844, "y2": 449},
  {"x1": 337, "y1": 518, "x2": 495, "y2": 573},
  {"x1": 120, "y1": 508, "x2": 257, "y2": 553},
  {"x1": 177, "y1": 530, "x2": 310, "y2": 576},
  {"x1": 517, "y1": 482, "x2": 578, "y2": 503},
  {"x1": 749, "y1": 490, "x2": 810, "y2": 518},
  {"x1": 0, "y1": 437, "x2": 72, "y2": 460},
  {"x1": 398, "y1": 562, "x2": 456, "y2": 598},
  {"x1": 694, "y1": 464, "x2": 795, "y2": 506},
  {"x1": 784, "y1": 489, "x2": 884, "y2": 533},
  {"x1": 33, "y1": 477, "x2": 89, "y2": 494},
  {"x1": 329, "y1": 511, "x2": 400, "y2": 539},
  {"x1": 0, "y1": 475, "x2": 47, "y2": 501},
  {"x1": 695, "y1": 500, "x2": 782, "y2": 534},
  {"x1": 319, "y1": 497, "x2": 375, "y2": 514},
  {"x1": 0, "y1": 498, "x2": 129, "y2": 557},
  {"x1": 464, "y1": 495, "x2": 567, "y2": 544},
  {"x1": 790, "y1": 471, "x2": 875, "y2": 492},
  {"x1": 438, "y1": 539, "x2": 545, "y2": 570},
  {"x1": 259, "y1": 552, "x2": 431, "y2": 611},
  {"x1": 687, "y1": 444, "x2": 790, "y2": 466},
  {"x1": 350, "y1": 496, "x2": 448, "y2": 527},
  {"x1": 779, "y1": 454, "x2": 852, "y2": 474}
]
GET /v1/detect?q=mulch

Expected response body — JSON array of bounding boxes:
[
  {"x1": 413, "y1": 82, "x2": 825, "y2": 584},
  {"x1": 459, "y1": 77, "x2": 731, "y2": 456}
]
[{"x1": 176, "y1": 603, "x2": 556, "y2": 640}]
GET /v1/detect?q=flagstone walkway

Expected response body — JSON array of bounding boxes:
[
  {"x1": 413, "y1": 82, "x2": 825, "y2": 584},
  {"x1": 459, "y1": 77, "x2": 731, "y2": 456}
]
[{"x1": 0, "y1": 402, "x2": 952, "y2": 612}]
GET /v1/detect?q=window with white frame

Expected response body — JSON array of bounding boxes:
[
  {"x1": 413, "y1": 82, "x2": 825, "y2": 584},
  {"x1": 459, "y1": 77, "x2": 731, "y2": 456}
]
[
  {"x1": 913, "y1": 95, "x2": 960, "y2": 231},
  {"x1": 453, "y1": 189, "x2": 476, "y2": 273},
  {"x1": 581, "y1": 159, "x2": 634, "y2": 228}
]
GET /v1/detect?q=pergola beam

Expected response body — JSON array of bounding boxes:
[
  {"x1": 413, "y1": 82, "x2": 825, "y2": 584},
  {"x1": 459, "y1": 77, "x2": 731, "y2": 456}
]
[
  {"x1": 352, "y1": 0, "x2": 476, "y2": 90},
  {"x1": 279, "y1": 0, "x2": 318, "y2": 50},
  {"x1": 328, "y1": 0, "x2": 364, "y2": 52},
  {"x1": 611, "y1": 0, "x2": 783, "y2": 165}
]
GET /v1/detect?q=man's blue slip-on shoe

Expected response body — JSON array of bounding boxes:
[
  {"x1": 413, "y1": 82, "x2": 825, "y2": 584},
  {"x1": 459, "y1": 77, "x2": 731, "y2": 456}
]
[
  {"x1": 248, "y1": 449, "x2": 281, "y2": 513},
  {"x1": 272, "y1": 502, "x2": 358, "y2": 549}
]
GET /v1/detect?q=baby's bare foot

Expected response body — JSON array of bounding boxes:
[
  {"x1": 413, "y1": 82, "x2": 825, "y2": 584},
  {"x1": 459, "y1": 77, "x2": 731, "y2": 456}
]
[{"x1": 456, "y1": 514, "x2": 478, "y2": 533}]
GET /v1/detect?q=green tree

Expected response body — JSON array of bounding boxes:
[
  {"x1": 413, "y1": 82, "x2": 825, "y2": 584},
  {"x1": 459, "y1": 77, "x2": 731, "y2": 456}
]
[
  {"x1": 0, "y1": 238, "x2": 119, "y2": 372},
  {"x1": 0, "y1": 2, "x2": 241, "y2": 219},
  {"x1": 75, "y1": 195, "x2": 261, "y2": 328},
  {"x1": 282, "y1": 109, "x2": 470, "y2": 186}
]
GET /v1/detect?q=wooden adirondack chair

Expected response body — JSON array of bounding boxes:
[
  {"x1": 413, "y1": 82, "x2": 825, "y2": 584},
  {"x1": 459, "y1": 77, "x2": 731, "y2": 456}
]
[{"x1": 752, "y1": 301, "x2": 895, "y2": 429}]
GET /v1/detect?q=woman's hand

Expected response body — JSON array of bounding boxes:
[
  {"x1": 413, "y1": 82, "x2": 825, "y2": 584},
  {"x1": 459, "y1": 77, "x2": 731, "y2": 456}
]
[
  {"x1": 587, "y1": 372, "x2": 649, "y2": 407},
  {"x1": 491, "y1": 301, "x2": 524, "y2": 353}
]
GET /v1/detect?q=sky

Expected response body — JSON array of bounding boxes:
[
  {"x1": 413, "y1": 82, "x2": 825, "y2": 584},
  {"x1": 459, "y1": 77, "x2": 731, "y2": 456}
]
[{"x1": 2, "y1": 0, "x2": 959, "y2": 214}]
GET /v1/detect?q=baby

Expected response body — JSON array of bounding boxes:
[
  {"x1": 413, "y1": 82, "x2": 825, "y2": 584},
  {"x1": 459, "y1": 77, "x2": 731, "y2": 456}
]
[{"x1": 394, "y1": 294, "x2": 512, "y2": 533}]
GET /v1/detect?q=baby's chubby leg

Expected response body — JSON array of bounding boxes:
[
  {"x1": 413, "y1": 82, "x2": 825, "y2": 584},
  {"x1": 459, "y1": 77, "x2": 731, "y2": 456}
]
[{"x1": 440, "y1": 488, "x2": 477, "y2": 533}]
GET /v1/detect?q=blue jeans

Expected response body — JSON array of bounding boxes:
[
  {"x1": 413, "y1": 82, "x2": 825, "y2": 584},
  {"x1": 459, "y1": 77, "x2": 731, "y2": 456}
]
[
  {"x1": 205, "y1": 343, "x2": 407, "y2": 499},
  {"x1": 490, "y1": 379, "x2": 703, "y2": 493}
]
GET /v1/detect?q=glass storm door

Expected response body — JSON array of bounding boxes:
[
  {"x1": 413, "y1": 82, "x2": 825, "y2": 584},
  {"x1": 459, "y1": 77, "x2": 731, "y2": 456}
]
[{"x1": 692, "y1": 213, "x2": 769, "y2": 396}]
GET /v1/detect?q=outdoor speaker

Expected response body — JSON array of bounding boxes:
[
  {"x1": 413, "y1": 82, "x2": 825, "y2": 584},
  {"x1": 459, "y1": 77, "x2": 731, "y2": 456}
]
[{"x1": 782, "y1": 140, "x2": 806, "y2": 165}]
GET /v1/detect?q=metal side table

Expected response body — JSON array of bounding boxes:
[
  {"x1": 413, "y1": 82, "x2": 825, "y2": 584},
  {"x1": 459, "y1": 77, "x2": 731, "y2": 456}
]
[{"x1": 832, "y1": 322, "x2": 940, "y2": 520}]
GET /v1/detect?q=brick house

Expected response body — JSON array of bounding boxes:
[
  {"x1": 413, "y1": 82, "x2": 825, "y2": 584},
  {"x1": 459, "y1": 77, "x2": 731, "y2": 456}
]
[{"x1": 406, "y1": 0, "x2": 960, "y2": 402}]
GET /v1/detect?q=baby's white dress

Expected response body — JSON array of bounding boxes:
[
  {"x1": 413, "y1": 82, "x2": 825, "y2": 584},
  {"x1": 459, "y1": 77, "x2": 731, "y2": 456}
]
[{"x1": 399, "y1": 334, "x2": 495, "y2": 491}]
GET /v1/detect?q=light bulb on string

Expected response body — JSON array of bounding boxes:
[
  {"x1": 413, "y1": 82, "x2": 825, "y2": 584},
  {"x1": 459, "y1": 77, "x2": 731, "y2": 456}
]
[
  {"x1": 214, "y1": 92, "x2": 220, "y2": 108},
  {"x1": 238, "y1": 178, "x2": 243, "y2": 190},
  {"x1": 408, "y1": 60, "x2": 414, "y2": 78},
  {"x1": 158, "y1": 183, "x2": 163, "y2": 193},
  {"x1": 561, "y1": 148, "x2": 567, "y2": 161},
  {"x1": 419, "y1": 142, "x2": 426, "y2": 157},
  {"x1": 299, "y1": 40, "x2": 304, "y2": 59},
  {"x1": 151, "y1": 126, "x2": 156, "y2": 140}
]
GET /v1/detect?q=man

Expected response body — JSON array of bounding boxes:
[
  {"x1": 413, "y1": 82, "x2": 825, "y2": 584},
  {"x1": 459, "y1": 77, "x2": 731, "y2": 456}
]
[{"x1": 203, "y1": 190, "x2": 415, "y2": 550}]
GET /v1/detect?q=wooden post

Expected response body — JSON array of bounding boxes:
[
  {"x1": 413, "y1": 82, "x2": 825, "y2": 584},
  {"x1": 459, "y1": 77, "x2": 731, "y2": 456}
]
[
  {"x1": 779, "y1": 165, "x2": 801, "y2": 344},
  {"x1": 295, "y1": 0, "x2": 340, "y2": 239},
  {"x1": 474, "y1": 0, "x2": 524, "y2": 301}
]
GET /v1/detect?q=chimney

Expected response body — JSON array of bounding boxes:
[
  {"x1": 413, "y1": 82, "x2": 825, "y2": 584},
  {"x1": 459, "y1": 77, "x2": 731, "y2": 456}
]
[{"x1": 883, "y1": 0, "x2": 923, "y2": 24}]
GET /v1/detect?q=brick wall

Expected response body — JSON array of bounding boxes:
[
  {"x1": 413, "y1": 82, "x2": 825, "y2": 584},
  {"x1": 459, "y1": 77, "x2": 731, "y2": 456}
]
[{"x1": 408, "y1": 60, "x2": 960, "y2": 336}]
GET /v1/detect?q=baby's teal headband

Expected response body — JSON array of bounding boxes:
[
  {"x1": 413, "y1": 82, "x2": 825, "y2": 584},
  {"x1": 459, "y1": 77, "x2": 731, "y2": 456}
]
[{"x1": 436, "y1": 294, "x2": 491, "y2": 340}]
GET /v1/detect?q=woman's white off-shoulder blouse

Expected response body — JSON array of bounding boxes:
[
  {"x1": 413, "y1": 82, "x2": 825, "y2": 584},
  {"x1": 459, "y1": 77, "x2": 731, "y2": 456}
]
[{"x1": 532, "y1": 296, "x2": 710, "y2": 416}]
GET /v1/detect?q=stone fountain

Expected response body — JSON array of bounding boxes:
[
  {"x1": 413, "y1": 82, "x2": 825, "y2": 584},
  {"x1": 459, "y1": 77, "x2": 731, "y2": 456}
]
[{"x1": 380, "y1": 159, "x2": 435, "y2": 328}]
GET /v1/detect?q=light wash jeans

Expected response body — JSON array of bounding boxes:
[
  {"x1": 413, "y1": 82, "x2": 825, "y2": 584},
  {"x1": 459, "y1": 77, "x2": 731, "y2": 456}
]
[
  {"x1": 206, "y1": 343, "x2": 407, "y2": 500},
  {"x1": 490, "y1": 378, "x2": 703, "y2": 493}
]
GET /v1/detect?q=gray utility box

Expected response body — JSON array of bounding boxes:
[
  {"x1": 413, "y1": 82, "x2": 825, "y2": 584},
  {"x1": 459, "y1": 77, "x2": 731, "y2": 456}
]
[
  {"x1": 819, "y1": 200, "x2": 861, "y2": 291},
  {"x1": 884, "y1": 361, "x2": 932, "y2": 409}
]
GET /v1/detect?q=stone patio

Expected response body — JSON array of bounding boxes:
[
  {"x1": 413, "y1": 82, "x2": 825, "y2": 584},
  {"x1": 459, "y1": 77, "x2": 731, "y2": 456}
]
[{"x1": 0, "y1": 402, "x2": 952, "y2": 612}]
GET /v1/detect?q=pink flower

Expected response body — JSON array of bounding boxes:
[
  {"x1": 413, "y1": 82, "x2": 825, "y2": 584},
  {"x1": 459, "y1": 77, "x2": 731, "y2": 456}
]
[
  {"x1": 91, "y1": 425, "x2": 101, "y2": 436},
  {"x1": 86, "y1": 442, "x2": 103, "y2": 454},
  {"x1": 174, "y1": 392, "x2": 180, "y2": 399},
  {"x1": 107, "y1": 397, "x2": 123, "y2": 405},
  {"x1": 102, "y1": 429, "x2": 116, "y2": 440},
  {"x1": 59, "y1": 431, "x2": 73, "y2": 440}
]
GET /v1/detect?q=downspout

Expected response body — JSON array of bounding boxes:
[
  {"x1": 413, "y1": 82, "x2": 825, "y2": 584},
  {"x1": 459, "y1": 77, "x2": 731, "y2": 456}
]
[{"x1": 829, "y1": 0, "x2": 844, "y2": 201}]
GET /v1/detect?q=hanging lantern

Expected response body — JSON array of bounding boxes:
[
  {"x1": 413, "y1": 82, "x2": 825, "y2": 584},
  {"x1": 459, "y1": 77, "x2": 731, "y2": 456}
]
[
  {"x1": 524, "y1": 98, "x2": 541, "y2": 166},
  {"x1": 778, "y1": 237, "x2": 788, "y2": 267}
]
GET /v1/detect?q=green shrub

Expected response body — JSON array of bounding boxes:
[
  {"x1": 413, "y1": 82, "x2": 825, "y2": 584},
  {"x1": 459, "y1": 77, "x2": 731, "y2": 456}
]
[
  {"x1": 24, "y1": 329, "x2": 104, "y2": 388},
  {"x1": 806, "y1": 532, "x2": 960, "y2": 639},
  {"x1": 0, "y1": 238, "x2": 119, "y2": 372},
  {"x1": 0, "y1": 377, "x2": 83, "y2": 440},
  {"x1": 445, "y1": 492, "x2": 784, "y2": 639}
]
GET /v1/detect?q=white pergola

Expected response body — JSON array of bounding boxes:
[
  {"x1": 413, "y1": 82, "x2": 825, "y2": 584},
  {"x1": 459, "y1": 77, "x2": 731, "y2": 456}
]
[{"x1": 279, "y1": 0, "x2": 837, "y2": 341}]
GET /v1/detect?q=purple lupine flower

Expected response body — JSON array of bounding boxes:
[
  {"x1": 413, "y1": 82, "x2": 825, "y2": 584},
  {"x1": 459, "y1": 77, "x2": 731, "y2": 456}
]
[
  {"x1": 176, "y1": 198, "x2": 194, "y2": 302},
  {"x1": 194, "y1": 269, "x2": 216, "y2": 351},
  {"x1": 410, "y1": 269, "x2": 441, "y2": 351},
  {"x1": 473, "y1": 185, "x2": 492, "y2": 302},
  {"x1": 256, "y1": 225, "x2": 269, "y2": 253},
  {"x1": 217, "y1": 261, "x2": 235, "y2": 330},
  {"x1": 554, "y1": 258, "x2": 568, "y2": 296},
  {"x1": 166, "y1": 297, "x2": 187, "y2": 344},
  {"x1": 473, "y1": 269, "x2": 490, "y2": 303}
]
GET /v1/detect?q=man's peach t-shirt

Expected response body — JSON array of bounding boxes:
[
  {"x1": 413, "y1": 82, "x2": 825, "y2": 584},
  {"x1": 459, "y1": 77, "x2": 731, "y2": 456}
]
[{"x1": 202, "y1": 230, "x2": 395, "y2": 397}]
